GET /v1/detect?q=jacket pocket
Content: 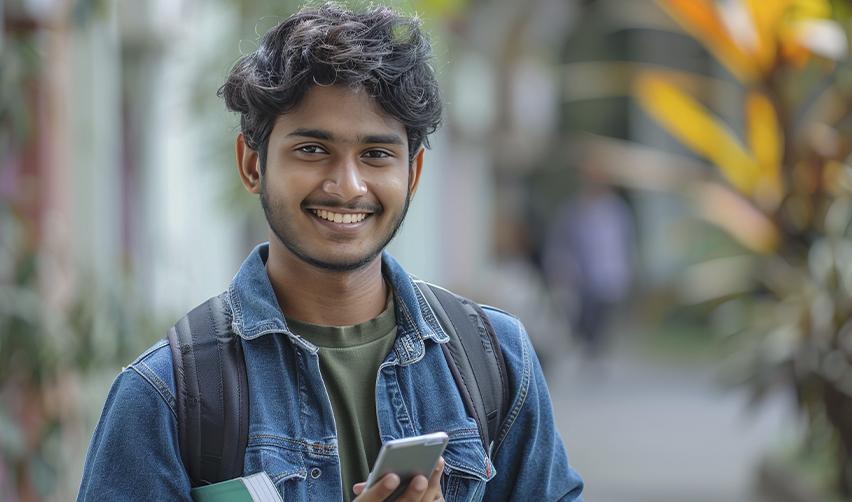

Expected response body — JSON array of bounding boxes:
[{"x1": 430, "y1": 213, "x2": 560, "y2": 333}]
[
  {"x1": 441, "y1": 433, "x2": 495, "y2": 502},
  {"x1": 244, "y1": 444, "x2": 307, "y2": 488}
]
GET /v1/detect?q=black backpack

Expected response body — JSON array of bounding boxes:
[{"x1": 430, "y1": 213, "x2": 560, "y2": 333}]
[{"x1": 167, "y1": 281, "x2": 509, "y2": 487}]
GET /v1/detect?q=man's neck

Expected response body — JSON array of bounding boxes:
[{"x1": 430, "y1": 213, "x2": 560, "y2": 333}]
[{"x1": 265, "y1": 239, "x2": 388, "y2": 327}]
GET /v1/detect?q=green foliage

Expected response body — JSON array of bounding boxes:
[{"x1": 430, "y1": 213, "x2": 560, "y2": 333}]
[
  {"x1": 0, "y1": 32, "x2": 39, "y2": 149},
  {"x1": 1, "y1": 9, "x2": 161, "y2": 498},
  {"x1": 574, "y1": 0, "x2": 852, "y2": 497},
  {"x1": 0, "y1": 201, "x2": 160, "y2": 499},
  {"x1": 648, "y1": 6, "x2": 852, "y2": 498}
]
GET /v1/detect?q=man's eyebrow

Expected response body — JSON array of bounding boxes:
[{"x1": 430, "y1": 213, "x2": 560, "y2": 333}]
[
  {"x1": 286, "y1": 128, "x2": 404, "y2": 146},
  {"x1": 360, "y1": 133, "x2": 404, "y2": 146},
  {"x1": 286, "y1": 128, "x2": 334, "y2": 141}
]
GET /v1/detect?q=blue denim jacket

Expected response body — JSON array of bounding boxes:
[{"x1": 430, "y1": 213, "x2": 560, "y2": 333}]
[{"x1": 78, "y1": 243, "x2": 583, "y2": 501}]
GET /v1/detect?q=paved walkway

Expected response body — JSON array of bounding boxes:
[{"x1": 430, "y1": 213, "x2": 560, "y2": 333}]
[{"x1": 546, "y1": 338, "x2": 798, "y2": 502}]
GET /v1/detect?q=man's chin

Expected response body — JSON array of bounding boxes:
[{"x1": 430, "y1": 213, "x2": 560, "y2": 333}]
[
  {"x1": 308, "y1": 255, "x2": 379, "y2": 272},
  {"x1": 288, "y1": 246, "x2": 381, "y2": 273}
]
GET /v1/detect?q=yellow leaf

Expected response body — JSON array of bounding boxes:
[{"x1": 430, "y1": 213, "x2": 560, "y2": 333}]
[
  {"x1": 788, "y1": 0, "x2": 832, "y2": 20},
  {"x1": 656, "y1": 0, "x2": 760, "y2": 82},
  {"x1": 780, "y1": 38, "x2": 813, "y2": 67},
  {"x1": 745, "y1": 93, "x2": 781, "y2": 170},
  {"x1": 746, "y1": 91, "x2": 784, "y2": 208},
  {"x1": 635, "y1": 73, "x2": 761, "y2": 195},
  {"x1": 745, "y1": 0, "x2": 790, "y2": 71},
  {"x1": 779, "y1": 0, "x2": 844, "y2": 64}
]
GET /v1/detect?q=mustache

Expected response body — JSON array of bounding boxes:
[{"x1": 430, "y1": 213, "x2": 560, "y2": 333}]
[{"x1": 301, "y1": 200, "x2": 382, "y2": 213}]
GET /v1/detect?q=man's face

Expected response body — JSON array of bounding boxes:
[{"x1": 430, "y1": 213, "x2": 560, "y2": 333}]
[{"x1": 258, "y1": 85, "x2": 420, "y2": 271}]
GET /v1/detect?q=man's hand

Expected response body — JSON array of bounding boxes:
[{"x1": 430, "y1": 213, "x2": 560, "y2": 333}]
[{"x1": 352, "y1": 457, "x2": 445, "y2": 501}]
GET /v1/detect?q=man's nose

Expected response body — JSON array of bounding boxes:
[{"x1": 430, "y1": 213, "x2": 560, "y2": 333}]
[{"x1": 322, "y1": 157, "x2": 368, "y2": 199}]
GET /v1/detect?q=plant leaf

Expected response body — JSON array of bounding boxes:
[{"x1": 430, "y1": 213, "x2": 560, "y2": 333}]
[
  {"x1": 635, "y1": 73, "x2": 761, "y2": 196},
  {"x1": 746, "y1": 90, "x2": 784, "y2": 209},
  {"x1": 656, "y1": 0, "x2": 760, "y2": 82},
  {"x1": 744, "y1": 0, "x2": 790, "y2": 71},
  {"x1": 691, "y1": 181, "x2": 781, "y2": 254}
]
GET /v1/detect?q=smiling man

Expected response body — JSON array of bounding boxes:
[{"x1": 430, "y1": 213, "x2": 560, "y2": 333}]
[{"x1": 77, "y1": 3, "x2": 583, "y2": 501}]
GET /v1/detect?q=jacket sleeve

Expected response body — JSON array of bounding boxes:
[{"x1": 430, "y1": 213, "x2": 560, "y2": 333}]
[
  {"x1": 77, "y1": 368, "x2": 192, "y2": 501},
  {"x1": 484, "y1": 312, "x2": 584, "y2": 501}
]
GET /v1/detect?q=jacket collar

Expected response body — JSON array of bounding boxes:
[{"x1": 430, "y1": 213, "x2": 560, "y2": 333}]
[{"x1": 226, "y1": 242, "x2": 449, "y2": 361}]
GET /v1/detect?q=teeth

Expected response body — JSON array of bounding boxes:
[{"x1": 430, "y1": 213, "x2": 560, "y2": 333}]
[{"x1": 312, "y1": 209, "x2": 368, "y2": 224}]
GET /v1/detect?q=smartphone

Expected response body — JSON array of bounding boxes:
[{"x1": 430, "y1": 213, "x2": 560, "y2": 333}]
[{"x1": 364, "y1": 431, "x2": 449, "y2": 500}]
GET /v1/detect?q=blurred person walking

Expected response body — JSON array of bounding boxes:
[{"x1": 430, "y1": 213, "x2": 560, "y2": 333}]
[
  {"x1": 76, "y1": 3, "x2": 583, "y2": 502},
  {"x1": 543, "y1": 166, "x2": 634, "y2": 356}
]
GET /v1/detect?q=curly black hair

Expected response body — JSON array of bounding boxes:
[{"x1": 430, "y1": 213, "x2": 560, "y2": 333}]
[{"x1": 218, "y1": 2, "x2": 443, "y2": 171}]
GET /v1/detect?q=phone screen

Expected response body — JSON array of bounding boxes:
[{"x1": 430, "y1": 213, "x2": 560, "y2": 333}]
[{"x1": 365, "y1": 432, "x2": 448, "y2": 498}]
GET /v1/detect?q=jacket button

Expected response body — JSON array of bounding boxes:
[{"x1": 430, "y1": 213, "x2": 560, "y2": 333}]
[{"x1": 310, "y1": 467, "x2": 322, "y2": 479}]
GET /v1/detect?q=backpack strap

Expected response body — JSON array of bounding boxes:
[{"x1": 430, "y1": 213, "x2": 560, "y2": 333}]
[
  {"x1": 167, "y1": 292, "x2": 249, "y2": 486},
  {"x1": 415, "y1": 281, "x2": 509, "y2": 453}
]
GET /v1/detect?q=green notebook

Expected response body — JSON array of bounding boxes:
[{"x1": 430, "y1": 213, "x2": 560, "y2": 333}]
[{"x1": 190, "y1": 472, "x2": 284, "y2": 502}]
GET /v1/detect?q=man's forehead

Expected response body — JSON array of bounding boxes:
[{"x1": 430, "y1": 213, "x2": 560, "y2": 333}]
[{"x1": 272, "y1": 85, "x2": 407, "y2": 144}]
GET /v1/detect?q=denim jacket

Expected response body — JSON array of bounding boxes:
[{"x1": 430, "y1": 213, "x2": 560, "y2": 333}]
[{"x1": 78, "y1": 243, "x2": 584, "y2": 501}]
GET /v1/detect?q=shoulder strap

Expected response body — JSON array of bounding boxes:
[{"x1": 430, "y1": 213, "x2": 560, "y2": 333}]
[
  {"x1": 167, "y1": 292, "x2": 249, "y2": 486},
  {"x1": 415, "y1": 282, "x2": 509, "y2": 453}
]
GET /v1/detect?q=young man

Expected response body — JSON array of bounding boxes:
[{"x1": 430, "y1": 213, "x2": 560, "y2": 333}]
[{"x1": 77, "y1": 4, "x2": 583, "y2": 501}]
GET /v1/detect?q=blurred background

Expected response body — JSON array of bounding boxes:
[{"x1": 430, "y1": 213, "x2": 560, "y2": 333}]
[{"x1": 3, "y1": 0, "x2": 852, "y2": 500}]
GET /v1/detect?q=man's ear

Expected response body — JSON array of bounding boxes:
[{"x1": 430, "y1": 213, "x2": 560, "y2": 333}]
[
  {"x1": 407, "y1": 147, "x2": 425, "y2": 199},
  {"x1": 236, "y1": 134, "x2": 262, "y2": 194}
]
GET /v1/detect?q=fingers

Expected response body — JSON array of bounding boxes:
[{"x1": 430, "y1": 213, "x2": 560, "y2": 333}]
[
  {"x1": 396, "y1": 456, "x2": 446, "y2": 502},
  {"x1": 426, "y1": 457, "x2": 446, "y2": 501},
  {"x1": 353, "y1": 482, "x2": 366, "y2": 496},
  {"x1": 392, "y1": 475, "x2": 428, "y2": 501},
  {"x1": 354, "y1": 457, "x2": 446, "y2": 502},
  {"x1": 429, "y1": 457, "x2": 445, "y2": 486},
  {"x1": 352, "y1": 473, "x2": 401, "y2": 501}
]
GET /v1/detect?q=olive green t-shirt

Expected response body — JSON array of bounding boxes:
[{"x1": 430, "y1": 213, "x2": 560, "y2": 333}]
[{"x1": 285, "y1": 294, "x2": 397, "y2": 501}]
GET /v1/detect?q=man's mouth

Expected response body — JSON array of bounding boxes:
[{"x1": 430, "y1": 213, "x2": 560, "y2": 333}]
[{"x1": 309, "y1": 209, "x2": 371, "y2": 224}]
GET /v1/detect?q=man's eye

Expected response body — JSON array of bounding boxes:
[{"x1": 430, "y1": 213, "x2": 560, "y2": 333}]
[
  {"x1": 297, "y1": 145, "x2": 326, "y2": 154},
  {"x1": 363, "y1": 150, "x2": 391, "y2": 159}
]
